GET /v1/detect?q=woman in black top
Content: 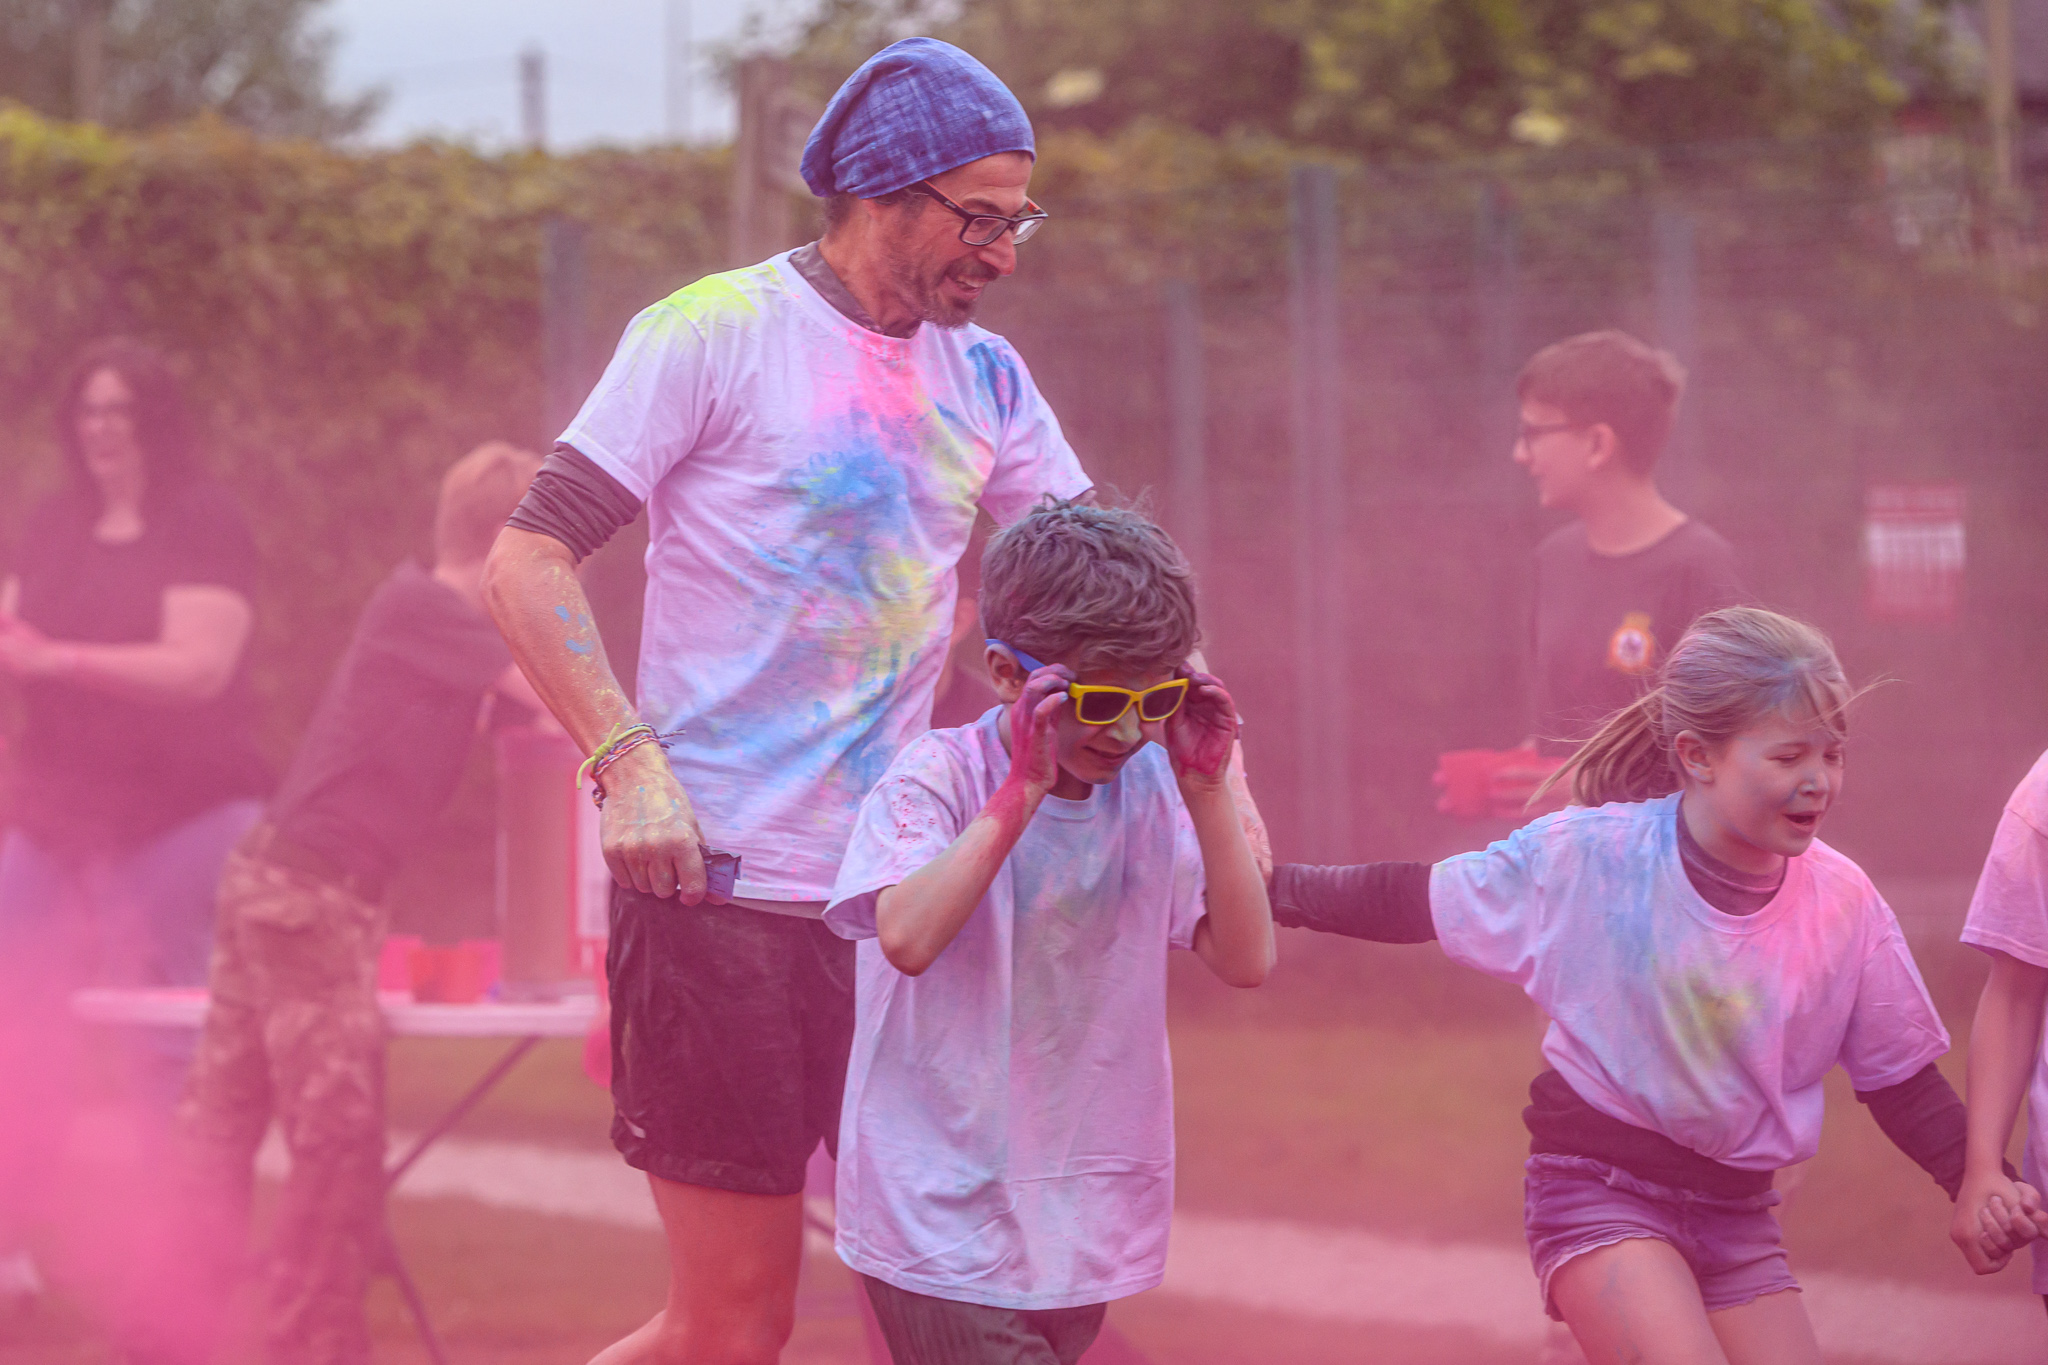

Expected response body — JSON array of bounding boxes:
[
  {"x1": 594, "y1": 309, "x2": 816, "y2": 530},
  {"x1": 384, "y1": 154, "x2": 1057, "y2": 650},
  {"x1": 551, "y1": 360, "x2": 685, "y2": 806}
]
[{"x1": 0, "y1": 339, "x2": 269, "y2": 1292}]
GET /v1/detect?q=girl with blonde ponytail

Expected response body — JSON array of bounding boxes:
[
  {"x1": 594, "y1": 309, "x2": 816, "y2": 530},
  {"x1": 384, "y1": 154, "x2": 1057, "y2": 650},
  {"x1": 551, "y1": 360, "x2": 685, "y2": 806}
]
[{"x1": 1265, "y1": 607, "x2": 2046, "y2": 1364}]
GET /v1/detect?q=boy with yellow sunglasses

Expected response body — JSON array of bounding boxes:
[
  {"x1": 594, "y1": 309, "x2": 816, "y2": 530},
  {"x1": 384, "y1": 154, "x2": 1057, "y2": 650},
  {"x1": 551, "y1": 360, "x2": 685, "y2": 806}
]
[{"x1": 823, "y1": 497, "x2": 1273, "y2": 1363}]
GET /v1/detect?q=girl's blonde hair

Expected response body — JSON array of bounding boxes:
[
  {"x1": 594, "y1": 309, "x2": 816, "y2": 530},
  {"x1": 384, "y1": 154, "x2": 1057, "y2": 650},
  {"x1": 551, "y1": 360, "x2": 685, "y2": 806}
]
[{"x1": 1541, "y1": 607, "x2": 1859, "y2": 809}]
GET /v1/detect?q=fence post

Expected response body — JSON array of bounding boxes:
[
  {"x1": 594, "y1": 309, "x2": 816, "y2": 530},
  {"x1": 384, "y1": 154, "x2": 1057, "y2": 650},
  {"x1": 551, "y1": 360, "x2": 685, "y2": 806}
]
[
  {"x1": 1289, "y1": 164, "x2": 1349, "y2": 858},
  {"x1": 541, "y1": 216, "x2": 590, "y2": 441},
  {"x1": 1476, "y1": 182, "x2": 1521, "y2": 477},
  {"x1": 1163, "y1": 278, "x2": 1209, "y2": 577},
  {"x1": 1653, "y1": 203, "x2": 1699, "y2": 497}
]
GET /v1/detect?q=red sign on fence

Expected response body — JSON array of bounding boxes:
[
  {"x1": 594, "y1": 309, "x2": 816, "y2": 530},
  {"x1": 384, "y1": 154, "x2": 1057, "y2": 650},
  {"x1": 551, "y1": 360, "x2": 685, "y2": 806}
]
[{"x1": 1863, "y1": 484, "x2": 1966, "y2": 623}]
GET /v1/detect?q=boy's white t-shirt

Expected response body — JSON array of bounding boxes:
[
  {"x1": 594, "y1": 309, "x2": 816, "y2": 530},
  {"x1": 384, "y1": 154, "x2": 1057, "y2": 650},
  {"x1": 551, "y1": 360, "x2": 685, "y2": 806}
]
[
  {"x1": 825, "y1": 707, "x2": 1207, "y2": 1309},
  {"x1": 561, "y1": 252, "x2": 1090, "y2": 901},
  {"x1": 1432, "y1": 793, "x2": 1949, "y2": 1171},
  {"x1": 1958, "y1": 749, "x2": 2048, "y2": 1291}
]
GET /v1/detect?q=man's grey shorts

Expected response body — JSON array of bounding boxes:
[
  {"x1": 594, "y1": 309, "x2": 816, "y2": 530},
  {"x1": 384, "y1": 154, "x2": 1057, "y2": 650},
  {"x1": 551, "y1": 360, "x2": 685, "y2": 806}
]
[
  {"x1": 1524, "y1": 1153, "x2": 1799, "y2": 1321},
  {"x1": 860, "y1": 1275, "x2": 1106, "y2": 1365}
]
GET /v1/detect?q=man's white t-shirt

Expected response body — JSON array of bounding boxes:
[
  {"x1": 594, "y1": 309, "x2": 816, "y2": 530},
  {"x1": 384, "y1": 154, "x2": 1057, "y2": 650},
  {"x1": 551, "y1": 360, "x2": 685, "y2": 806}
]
[
  {"x1": 825, "y1": 708, "x2": 1207, "y2": 1309},
  {"x1": 562, "y1": 251, "x2": 1090, "y2": 901},
  {"x1": 1959, "y1": 749, "x2": 2048, "y2": 1291},
  {"x1": 1432, "y1": 794, "x2": 1948, "y2": 1170}
]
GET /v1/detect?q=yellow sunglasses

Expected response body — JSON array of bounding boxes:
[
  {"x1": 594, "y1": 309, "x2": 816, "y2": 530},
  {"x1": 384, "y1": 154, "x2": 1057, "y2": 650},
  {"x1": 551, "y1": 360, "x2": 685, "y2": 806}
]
[{"x1": 988, "y1": 641, "x2": 1190, "y2": 725}]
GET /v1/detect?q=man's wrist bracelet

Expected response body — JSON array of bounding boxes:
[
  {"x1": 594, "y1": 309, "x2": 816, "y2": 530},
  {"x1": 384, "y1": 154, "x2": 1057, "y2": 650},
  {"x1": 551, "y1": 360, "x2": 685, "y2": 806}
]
[{"x1": 580, "y1": 722, "x2": 684, "y2": 808}]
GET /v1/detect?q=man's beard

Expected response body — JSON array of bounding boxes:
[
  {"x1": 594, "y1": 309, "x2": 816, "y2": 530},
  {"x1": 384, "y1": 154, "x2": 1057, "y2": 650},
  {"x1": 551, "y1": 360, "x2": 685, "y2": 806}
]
[{"x1": 886, "y1": 251, "x2": 1000, "y2": 329}]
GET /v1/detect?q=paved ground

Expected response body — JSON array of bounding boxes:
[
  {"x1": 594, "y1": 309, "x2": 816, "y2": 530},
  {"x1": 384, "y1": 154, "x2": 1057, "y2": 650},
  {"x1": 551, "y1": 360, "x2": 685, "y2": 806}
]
[{"x1": 267, "y1": 1134, "x2": 2048, "y2": 1365}]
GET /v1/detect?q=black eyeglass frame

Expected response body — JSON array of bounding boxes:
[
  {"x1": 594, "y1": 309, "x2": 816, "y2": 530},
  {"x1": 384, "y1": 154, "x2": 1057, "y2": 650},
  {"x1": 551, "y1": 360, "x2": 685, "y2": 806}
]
[
  {"x1": 1516, "y1": 419, "x2": 1588, "y2": 446},
  {"x1": 912, "y1": 181, "x2": 1049, "y2": 246}
]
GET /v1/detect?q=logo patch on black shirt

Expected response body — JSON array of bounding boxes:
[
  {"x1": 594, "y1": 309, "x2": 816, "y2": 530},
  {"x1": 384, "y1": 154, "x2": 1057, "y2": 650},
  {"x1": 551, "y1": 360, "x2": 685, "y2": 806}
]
[{"x1": 1606, "y1": 611, "x2": 1657, "y2": 675}]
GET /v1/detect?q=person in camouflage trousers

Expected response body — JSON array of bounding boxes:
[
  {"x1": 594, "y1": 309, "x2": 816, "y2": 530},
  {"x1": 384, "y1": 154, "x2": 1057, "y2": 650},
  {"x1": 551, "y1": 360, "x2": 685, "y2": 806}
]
[
  {"x1": 159, "y1": 443, "x2": 551, "y2": 1365},
  {"x1": 176, "y1": 841, "x2": 389, "y2": 1364}
]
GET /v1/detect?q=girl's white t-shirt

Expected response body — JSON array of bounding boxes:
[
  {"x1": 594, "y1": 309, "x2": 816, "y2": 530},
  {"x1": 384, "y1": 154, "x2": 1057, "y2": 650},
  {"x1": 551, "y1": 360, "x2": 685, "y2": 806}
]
[
  {"x1": 1958, "y1": 748, "x2": 2048, "y2": 1290},
  {"x1": 824, "y1": 708, "x2": 1207, "y2": 1309},
  {"x1": 1431, "y1": 793, "x2": 1948, "y2": 1171},
  {"x1": 561, "y1": 252, "x2": 1090, "y2": 900}
]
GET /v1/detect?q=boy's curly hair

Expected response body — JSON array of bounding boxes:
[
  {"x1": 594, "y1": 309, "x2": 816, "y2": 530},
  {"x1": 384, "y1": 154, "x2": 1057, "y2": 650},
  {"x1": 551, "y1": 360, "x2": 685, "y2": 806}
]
[{"x1": 978, "y1": 494, "x2": 1199, "y2": 674}]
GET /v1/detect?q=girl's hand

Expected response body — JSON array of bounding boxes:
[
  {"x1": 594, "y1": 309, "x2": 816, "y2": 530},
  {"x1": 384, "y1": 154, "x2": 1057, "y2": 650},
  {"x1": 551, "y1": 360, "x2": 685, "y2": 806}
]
[
  {"x1": 1998, "y1": 1182, "x2": 2048, "y2": 1247},
  {"x1": 1954, "y1": 1169, "x2": 2045, "y2": 1272},
  {"x1": 1166, "y1": 669, "x2": 1240, "y2": 789},
  {"x1": 1005, "y1": 664, "x2": 1072, "y2": 802}
]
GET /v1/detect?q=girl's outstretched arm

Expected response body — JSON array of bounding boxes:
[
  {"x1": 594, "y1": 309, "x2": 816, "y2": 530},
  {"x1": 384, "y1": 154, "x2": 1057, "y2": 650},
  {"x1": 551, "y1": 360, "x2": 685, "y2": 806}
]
[
  {"x1": 1954, "y1": 951, "x2": 2048, "y2": 1272},
  {"x1": 1270, "y1": 862, "x2": 1437, "y2": 943}
]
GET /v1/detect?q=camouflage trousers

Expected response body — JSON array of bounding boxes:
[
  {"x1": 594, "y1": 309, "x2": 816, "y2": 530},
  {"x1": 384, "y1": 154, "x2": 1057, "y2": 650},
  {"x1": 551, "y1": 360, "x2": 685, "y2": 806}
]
[{"x1": 174, "y1": 845, "x2": 388, "y2": 1365}]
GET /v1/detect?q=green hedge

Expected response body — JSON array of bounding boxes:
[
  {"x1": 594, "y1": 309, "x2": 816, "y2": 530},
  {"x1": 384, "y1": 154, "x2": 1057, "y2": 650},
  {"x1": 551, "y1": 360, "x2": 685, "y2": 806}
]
[
  {"x1": 0, "y1": 109, "x2": 732, "y2": 750},
  {"x1": 3, "y1": 106, "x2": 2038, "y2": 871}
]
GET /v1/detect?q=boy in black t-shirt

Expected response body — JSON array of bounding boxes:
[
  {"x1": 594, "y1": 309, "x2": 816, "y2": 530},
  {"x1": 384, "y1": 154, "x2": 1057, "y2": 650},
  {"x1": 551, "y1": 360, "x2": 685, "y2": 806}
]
[{"x1": 1512, "y1": 331, "x2": 1745, "y2": 754}]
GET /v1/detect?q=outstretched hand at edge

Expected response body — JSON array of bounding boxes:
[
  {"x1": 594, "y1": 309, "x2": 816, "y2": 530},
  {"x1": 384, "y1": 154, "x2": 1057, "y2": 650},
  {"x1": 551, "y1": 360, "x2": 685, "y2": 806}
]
[{"x1": 1955, "y1": 1171, "x2": 2048, "y2": 1273}]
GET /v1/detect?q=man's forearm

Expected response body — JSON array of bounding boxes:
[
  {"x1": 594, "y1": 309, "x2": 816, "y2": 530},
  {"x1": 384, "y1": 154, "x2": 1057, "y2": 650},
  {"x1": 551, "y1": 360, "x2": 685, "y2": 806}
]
[
  {"x1": 1186, "y1": 783, "x2": 1273, "y2": 987},
  {"x1": 482, "y1": 527, "x2": 640, "y2": 751},
  {"x1": 1966, "y1": 954, "x2": 2048, "y2": 1173}
]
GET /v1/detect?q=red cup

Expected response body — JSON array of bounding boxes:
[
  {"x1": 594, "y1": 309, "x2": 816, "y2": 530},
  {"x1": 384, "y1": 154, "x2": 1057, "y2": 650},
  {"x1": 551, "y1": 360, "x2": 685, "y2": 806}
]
[
  {"x1": 1432, "y1": 749, "x2": 1499, "y2": 819},
  {"x1": 458, "y1": 938, "x2": 503, "y2": 998},
  {"x1": 408, "y1": 945, "x2": 485, "y2": 1004},
  {"x1": 379, "y1": 935, "x2": 424, "y2": 993}
]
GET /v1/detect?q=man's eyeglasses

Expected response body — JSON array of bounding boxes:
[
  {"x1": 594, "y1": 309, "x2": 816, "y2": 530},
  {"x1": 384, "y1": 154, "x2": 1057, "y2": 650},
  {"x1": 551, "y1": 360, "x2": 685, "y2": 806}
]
[
  {"x1": 986, "y1": 640, "x2": 1189, "y2": 726},
  {"x1": 1516, "y1": 420, "x2": 1585, "y2": 446},
  {"x1": 914, "y1": 183, "x2": 1049, "y2": 247}
]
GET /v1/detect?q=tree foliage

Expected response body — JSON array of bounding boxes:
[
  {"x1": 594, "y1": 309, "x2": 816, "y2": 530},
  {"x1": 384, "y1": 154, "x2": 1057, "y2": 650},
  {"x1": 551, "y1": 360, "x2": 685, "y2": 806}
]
[
  {"x1": 790, "y1": 0, "x2": 1971, "y2": 159},
  {"x1": 0, "y1": 110, "x2": 730, "y2": 747},
  {"x1": 0, "y1": 0, "x2": 376, "y2": 136}
]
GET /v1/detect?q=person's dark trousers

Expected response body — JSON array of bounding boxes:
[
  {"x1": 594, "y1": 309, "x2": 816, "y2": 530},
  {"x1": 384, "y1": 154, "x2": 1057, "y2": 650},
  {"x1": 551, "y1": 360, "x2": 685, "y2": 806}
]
[{"x1": 860, "y1": 1274, "x2": 1106, "y2": 1365}]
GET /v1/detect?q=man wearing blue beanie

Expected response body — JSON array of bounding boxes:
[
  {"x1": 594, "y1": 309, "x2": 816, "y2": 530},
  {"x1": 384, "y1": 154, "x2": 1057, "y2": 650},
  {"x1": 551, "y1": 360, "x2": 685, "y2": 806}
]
[{"x1": 484, "y1": 36, "x2": 1090, "y2": 1365}]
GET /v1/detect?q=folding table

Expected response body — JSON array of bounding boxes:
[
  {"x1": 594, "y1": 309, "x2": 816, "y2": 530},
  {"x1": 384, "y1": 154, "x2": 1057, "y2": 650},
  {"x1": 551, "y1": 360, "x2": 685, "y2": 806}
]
[{"x1": 72, "y1": 986, "x2": 598, "y2": 1365}]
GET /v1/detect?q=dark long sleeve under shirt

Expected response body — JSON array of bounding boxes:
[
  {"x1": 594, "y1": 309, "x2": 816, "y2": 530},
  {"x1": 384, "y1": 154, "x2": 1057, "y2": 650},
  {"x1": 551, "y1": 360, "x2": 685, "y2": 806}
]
[
  {"x1": 505, "y1": 243, "x2": 889, "y2": 564},
  {"x1": 1270, "y1": 859, "x2": 1987, "y2": 1198}
]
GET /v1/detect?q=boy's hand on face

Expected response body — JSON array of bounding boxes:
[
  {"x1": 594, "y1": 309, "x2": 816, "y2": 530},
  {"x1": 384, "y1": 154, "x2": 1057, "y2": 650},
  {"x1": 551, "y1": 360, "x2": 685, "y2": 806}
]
[
  {"x1": 1006, "y1": 663, "x2": 1073, "y2": 803},
  {"x1": 1166, "y1": 669, "x2": 1241, "y2": 791}
]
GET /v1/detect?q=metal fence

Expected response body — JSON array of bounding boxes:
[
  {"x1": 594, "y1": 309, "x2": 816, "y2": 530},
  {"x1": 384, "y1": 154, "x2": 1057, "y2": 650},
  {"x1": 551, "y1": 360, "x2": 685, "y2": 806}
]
[{"x1": 560, "y1": 150, "x2": 2048, "y2": 878}]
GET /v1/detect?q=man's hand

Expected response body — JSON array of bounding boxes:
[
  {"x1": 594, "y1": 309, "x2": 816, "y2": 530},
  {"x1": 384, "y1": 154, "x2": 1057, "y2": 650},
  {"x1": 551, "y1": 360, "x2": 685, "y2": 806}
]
[
  {"x1": 598, "y1": 742, "x2": 718, "y2": 904},
  {"x1": 1953, "y1": 1169, "x2": 2048, "y2": 1273},
  {"x1": 1165, "y1": 669, "x2": 1239, "y2": 789},
  {"x1": 1006, "y1": 663, "x2": 1071, "y2": 802}
]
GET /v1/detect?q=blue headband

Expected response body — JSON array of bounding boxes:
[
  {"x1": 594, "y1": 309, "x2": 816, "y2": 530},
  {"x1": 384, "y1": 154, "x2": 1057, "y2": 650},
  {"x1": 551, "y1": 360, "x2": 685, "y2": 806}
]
[{"x1": 800, "y1": 37, "x2": 1034, "y2": 200}]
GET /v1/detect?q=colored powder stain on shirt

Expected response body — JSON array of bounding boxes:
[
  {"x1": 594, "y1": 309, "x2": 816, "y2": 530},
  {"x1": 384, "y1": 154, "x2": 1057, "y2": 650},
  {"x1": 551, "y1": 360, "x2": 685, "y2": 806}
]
[
  {"x1": 559, "y1": 248, "x2": 1088, "y2": 899},
  {"x1": 1430, "y1": 793, "x2": 1948, "y2": 1169},
  {"x1": 565, "y1": 638, "x2": 594, "y2": 655},
  {"x1": 968, "y1": 341, "x2": 1024, "y2": 423},
  {"x1": 554, "y1": 605, "x2": 570, "y2": 621},
  {"x1": 1667, "y1": 970, "x2": 1760, "y2": 1069}
]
